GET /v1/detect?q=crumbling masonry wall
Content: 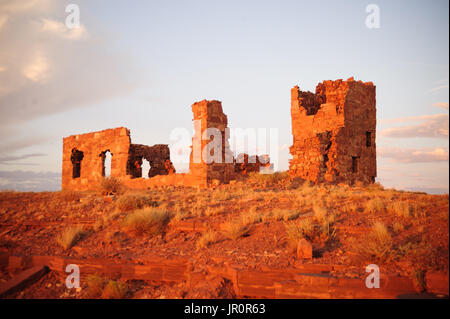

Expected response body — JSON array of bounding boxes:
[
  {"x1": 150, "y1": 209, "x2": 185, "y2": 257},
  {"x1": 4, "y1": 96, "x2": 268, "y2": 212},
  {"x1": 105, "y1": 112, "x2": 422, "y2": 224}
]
[
  {"x1": 62, "y1": 128, "x2": 175, "y2": 191},
  {"x1": 61, "y1": 100, "x2": 272, "y2": 190},
  {"x1": 289, "y1": 77, "x2": 376, "y2": 184},
  {"x1": 127, "y1": 144, "x2": 175, "y2": 178},
  {"x1": 189, "y1": 100, "x2": 236, "y2": 186},
  {"x1": 234, "y1": 154, "x2": 271, "y2": 175}
]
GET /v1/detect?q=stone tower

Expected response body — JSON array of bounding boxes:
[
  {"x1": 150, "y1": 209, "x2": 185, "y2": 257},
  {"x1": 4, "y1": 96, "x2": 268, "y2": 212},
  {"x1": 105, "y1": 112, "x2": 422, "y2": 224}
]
[
  {"x1": 189, "y1": 100, "x2": 235, "y2": 186},
  {"x1": 289, "y1": 77, "x2": 377, "y2": 184}
]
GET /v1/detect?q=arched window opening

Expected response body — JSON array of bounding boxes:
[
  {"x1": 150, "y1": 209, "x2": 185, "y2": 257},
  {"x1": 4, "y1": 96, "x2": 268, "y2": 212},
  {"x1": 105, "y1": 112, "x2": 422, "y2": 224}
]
[
  {"x1": 141, "y1": 160, "x2": 151, "y2": 179},
  {"x1": 100, "y1": 150, "x2": 112, "y2": 177}
]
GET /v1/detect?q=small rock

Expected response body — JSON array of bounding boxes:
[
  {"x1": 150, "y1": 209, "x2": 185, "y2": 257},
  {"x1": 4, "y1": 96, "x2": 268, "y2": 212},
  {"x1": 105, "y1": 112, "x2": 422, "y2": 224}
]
[{"x1": 296, "y1": 238, "x2": 313, "y2": 259}]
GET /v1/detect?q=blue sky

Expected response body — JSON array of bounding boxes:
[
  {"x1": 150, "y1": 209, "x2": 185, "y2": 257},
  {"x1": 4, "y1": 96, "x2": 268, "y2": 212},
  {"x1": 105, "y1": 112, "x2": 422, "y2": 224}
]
[{"x1": 0, "y1": 0, "x2": 448, "y2": 193}]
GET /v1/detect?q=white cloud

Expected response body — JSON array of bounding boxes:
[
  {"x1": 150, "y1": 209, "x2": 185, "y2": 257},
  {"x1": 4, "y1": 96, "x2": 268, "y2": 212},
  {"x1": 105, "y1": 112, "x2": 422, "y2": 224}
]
[
  {"x1": 379, "y1": 114, "x2": 448, "y2": 138},
  {"x1": 0, "y1": 0, "x2": 142, "y2": 138},
  {"x1": 22, "y1": 51, "x2": 50, "y2": 83},
  {"x1": 427, "y1": 84, "x2": 449, "y2": 94},
  {"x1": 40, "y1": 18, "x2": 87, "y2": 40},
  {"x1": 378, "y1": 147, "x2": 449, "y2": 163},
  {"x1": 433, "y1": 102, "x2": 449, "y2": 110},
  {"x1": 0, "y1": 14, "x2": 7, "y2": 30}
]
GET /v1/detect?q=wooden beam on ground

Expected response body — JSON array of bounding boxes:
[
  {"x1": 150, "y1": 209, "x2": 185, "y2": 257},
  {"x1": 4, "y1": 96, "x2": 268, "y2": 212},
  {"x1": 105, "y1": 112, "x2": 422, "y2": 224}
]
[{"x1": 0, "y1": 266, "x2": 49, "y2": 298}]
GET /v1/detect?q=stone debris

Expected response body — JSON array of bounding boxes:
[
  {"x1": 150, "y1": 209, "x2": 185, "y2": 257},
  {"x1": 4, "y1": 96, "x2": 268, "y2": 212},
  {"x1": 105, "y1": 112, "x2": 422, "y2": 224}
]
[{"x1": 296, "y1": 238, "x2": 313, "y2": 259}]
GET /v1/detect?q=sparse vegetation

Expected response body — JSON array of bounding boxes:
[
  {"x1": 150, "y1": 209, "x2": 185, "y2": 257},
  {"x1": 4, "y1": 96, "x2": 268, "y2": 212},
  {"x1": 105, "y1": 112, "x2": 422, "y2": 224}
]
[
  {"x1": 115, "y1": 193, "x2": 156, "y2": 212},
  {"x1": 285, "y1": 218, "x2": 315, "y2": 250},
  {"x1": 221, "y1": 219, "x2": 251, "y2": 240},
  {"x1": 353, "y1": 222, "x2": 392, "y2": 262},
  {"x1": 365, "y1": 197, "x2": 385, "y2": 213},
  {"x1": 56, "y1": 226, "x2": 88, "y2": 250},
  {"x1": 273, "y1": 209, "x2": 300, "y2": 221},
  {"x1": 0, "y1": 178, "x2": 448, "y2": 299},
  {"x1": 59, "y1": 190, "x2": 81, "y2": 202},
  {"x1": 99, "y1": 177, "x2": 123, "y2": 195},
  {"x1": 101, "y1": 280, "x2": 128, "y2": 299},
  {"x1": 196, "y1": 229, "x2": 218, "y2": 249},
  {"x1": 86, "y1": 275, "x2": 105, "y2": 298},
  {"x1": 122, "y1": 208, "x2": 171, "y2": 236}
]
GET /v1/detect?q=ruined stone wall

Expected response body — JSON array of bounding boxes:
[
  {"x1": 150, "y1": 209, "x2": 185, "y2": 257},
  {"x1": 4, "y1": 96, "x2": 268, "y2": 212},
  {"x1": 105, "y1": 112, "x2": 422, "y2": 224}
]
[
  {"x1": 127, "y1": 144, "x2": 175, "y2": 178},
  {"x1": 189, "y1": 100, "x2": 235, "y2": 186},
  {"x1": 289, "y1": 77, "x2": 376, "y2": 184},
  {"x1": 234, "y1": 153, "x2": 271, "y2": 175},
  {"x1": 62, "y1": 128, "x2": 176, "y2": 190},
  {"x1": 62, "y1": 127, "x2": 131, "y2": 190}
]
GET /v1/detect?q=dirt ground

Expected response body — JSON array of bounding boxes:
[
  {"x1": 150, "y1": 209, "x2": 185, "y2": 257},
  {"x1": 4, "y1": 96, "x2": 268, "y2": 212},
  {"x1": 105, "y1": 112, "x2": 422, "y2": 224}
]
[{"x1": 0, "y1": 174, "x2": 448, "y2": 298}]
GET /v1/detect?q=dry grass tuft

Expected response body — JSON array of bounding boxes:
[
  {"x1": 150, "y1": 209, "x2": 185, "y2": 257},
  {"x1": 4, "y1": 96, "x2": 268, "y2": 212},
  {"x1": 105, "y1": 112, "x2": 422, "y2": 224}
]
[
  {"x1": 221, "y1": 219, "x2": 251, "y2": 241},
  {"x1": 365, "y1": 197, "x2": 385, "y2": 213},
  {"x1": 353, "y1": 221, "x2": 392, "y2": 262},
  {"x1": 196, "y1": 229, "x2": 218, "y2": 249},
  {"x1": 247, "y1": 171, "x2": 289, "y2": 186},
  {"x1": 56, "y1": 226, "x2": 88, "y2": 250},
  {"x1": 273, "y1": 209, "x2": 300, "y2": 221},
  {"x1": 285, "y1": 218, "x2": 314, "y2": 250},
  {"x1": 122, "y1": 209, "x2": 171, "y2": 236},
  {"x1": 86, "y1": 275, "x2": 105, "y2": 298},
  {"x1": 115, "y1": 193, "x2": 156, "y2": 212},
  {"x1": 391, "y1": 200, "x2": 424, "y2": 218},
  {"x1": 101, "y1": 280, "x2": 128, "y2": 299},
  {"x1": 99, "y1": 177, "x2": 123, "y2": 195}
]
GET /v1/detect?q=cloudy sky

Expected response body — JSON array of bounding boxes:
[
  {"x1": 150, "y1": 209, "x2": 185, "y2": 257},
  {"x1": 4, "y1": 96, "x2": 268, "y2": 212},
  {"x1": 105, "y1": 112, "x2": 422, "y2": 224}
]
[{"x1": 0, "y1": 0, "x2": 448, "y2": 193}]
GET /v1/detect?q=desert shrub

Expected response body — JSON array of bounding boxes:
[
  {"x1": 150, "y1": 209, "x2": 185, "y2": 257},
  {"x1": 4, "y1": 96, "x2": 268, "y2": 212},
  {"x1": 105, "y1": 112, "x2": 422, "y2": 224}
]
[
  {"x1": 101, "y1": 280, "x2": 128, "y2": 299},
  {"x1": 365, "y1": 198, "x2": 385, "y2": 213},
  {"x1": 272, "y1": 209, "x2": 300, "y2": 221},
  {"x1": 343, "y1": 202, "x2": 359, "y2": 214},
  {"x1": 115, "y1": 194, "x2": 156, "y2": 212},
  {"x1": 241, "y1": 208, "x2": 263, "y2": 225},
  {"x1": 211, "y1": 190, "x2": 233, "y2": 201},
  {"x1": 320, "y1": 213, "x2": 336, "y2": 238},
  {"x1": 99, "y1": 177, "x2": 123, "y2": 195},
  {"x1": 85, "y1": 275, "x2": 105, "y2": 298},
  {"x1": 122, "y1": 209, "x2": 171, "y2": 236},
  {"x1": 285, "y1": 218, "x2": 315, "y2": 248},
  {"x1": 247, "y1": 171, "x2": 289, "y2": 186},
  {"x1": 392, "y1": 221, "x2": 404, "y2": 233},
  {"x1": 56, "y1": 226, "x2": 88, "y2": 250},
  {"x1": 391, "y1": 201, "x2": 417, "y2": 218},
  {"x1": 313, "y1": 205, "x2": 327, "y2": 223},
  {"x1": 196, "y1": 229, "x2": 218, "y2": 249},
  {"x1": 221, "y1": 220, "x2": 251, "y2": 241},
  {"x1": 396, "y1": 238, "x2": 440, "y2": 270},
  {"x1": 354, "y1": 222, "x2": 392, "y2": 262}
]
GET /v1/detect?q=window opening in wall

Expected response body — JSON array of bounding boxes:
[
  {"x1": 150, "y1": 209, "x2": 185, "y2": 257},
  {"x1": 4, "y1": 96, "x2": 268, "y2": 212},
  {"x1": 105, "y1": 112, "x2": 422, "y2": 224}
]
[
  {"x1": 100, "y1": 150, "x2": 112, "y2": 177},
  {"x1": 71, "y1": 149, "x2": 84, "y2": 179},
  {"x1": 366, "y1": 131, "x2": 372, "y2": 147},
  {"x1": 352, "y1": 156, "x2": 360, "y2": 174},
  {"x1": 141, "y1": 160, "x2": 151, "y2": 179}
]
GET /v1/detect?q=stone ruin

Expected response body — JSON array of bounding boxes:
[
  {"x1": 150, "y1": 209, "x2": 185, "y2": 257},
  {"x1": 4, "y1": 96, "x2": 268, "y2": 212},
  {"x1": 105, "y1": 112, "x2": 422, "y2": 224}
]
[
  {"x1": 62, "y1": 77, "x2": 376, "y2": 190},
  {"x1": 288, "y1": 77, "x2": 377, "y2": 184},
  {"x1": 62, "y1": 100, "x2": 271, "y2": 190},
  {"x1": 62, "y1": 127, "x2": 176, "y2": 190},
  {"x1": 189, "y1": 100, "x2": 236, "y2": 186}
]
